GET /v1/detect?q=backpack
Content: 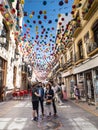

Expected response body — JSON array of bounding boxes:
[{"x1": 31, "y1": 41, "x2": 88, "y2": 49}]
[{"x1": 75, "y1": 88, "x2": 80, "y2": 96}]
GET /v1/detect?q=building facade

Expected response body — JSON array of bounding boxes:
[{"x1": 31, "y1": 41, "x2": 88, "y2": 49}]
[
  {"x1": 0, "y1": 0, "x2": 24, "y2": 101},
  {"x1": 54, "y1": 0, "x2": 98, "y2": 105}
]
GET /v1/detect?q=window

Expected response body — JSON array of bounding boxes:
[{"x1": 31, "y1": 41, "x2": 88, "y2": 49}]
[
  {"x1": 78, "y1": 40, "x2": 83, "y2": 59},
  {"x1": 92, "y1": 20, "x2": 98, "y2": 46},
  {"x1": 64, "y1": 54, "x2": 67, "y2": 62},
  {"x1": 1, "y1": 22, "x2": 8, "y2": 38},
  {"x1": 61, "y1": 57, "x2": 63, "y2": 64},
  {"x1": 84, "y1": 32, "x2": 89, "y2": 43},
  {"x1": 70, "y1": 51, "x2": 73, "y2": 60}
]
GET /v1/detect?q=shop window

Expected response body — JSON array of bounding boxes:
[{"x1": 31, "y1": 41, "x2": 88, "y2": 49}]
[
  {"x1": 79, "y1": 73, "x2": 83, "y2": 78},
  {"x1": 95, "y1": 68, "x2": 98, "y2": 77}
]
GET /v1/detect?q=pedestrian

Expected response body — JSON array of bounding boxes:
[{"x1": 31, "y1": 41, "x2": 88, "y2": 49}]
[
  {"x1": 51, "y1": 82, "x2": 57, "y2": 117},
  {"x1": 31, "y1": 82, "x2": 40, "y2": 121},
  {"x1": 56, "y1": 83, "x2": 63, "y2": 105},
  {"x1": 74, "y1": 84, "x2": 80, "y2": 103},
  {"x1": 87, "y1": 78, "x2": 92, "y2": 105},
  {"x1": 61, "y1": 82, "x2": 67, "y2": 101},
  {"x1": 38, "y1": 82, "x2": 44, "y2": 116},
  {"x1": 45, "y1": 83, "x2": 54, "y2": 117}
]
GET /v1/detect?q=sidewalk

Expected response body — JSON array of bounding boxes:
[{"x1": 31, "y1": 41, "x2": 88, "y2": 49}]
[{"x1": 71, "y1": 99, "x2": 98, "y2": 117}]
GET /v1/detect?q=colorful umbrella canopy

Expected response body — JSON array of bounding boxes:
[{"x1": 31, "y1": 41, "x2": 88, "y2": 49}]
[{"x1": 17, "y1": 0, "x2": 74, "y2": 81}]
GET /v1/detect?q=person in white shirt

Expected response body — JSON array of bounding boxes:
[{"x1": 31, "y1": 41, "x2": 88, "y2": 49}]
[
  {"x1": 55, "y1": 83, "x2": 63, "y2": 105},
  {"x1": 61, "y1": 82, "x2": 67, "y2": 101}
]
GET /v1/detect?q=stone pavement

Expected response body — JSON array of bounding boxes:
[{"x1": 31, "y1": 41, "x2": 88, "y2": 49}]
[{"x1": 0, "y1": 98, "x2": 98, "y2": 130}]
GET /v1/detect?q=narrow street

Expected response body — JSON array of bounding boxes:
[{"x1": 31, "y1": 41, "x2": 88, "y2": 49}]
[{"x1": 0, "y1": 98, "x2": 98, "y2": 130}]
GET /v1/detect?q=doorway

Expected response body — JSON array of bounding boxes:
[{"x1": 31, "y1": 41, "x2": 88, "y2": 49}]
[{"x1": 85, "y1": 71, "x2": 94, "y2": 101}]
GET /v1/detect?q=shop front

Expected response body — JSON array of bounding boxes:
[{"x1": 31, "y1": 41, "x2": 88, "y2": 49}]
[
  {"x1": 76, "y1": 72, "x2": 86, "y2": 101},
  {"x1": 62, "y1": 69, "x2": 76, "y2": 98},
  {"x1": 73, "y1": 56, "x2": 98, "y2": 104},
  {"x1": 84, "y1": 70, "x2": 95, "y2": 103}
]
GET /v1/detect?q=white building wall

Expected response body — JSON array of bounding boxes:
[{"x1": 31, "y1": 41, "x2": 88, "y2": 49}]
[{"x1": 0, "y1": 1, "x2": 23, "y2": 91}]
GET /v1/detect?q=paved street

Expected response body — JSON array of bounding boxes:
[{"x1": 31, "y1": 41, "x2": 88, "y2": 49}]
[{"x1": 0, "y1": 98, "x2": 98, "y2": 130}]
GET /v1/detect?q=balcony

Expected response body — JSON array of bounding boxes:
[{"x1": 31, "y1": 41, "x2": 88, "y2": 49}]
[
  {"x1": 82, "y1": 0, "x2": 98, "y2": 20},
  {"x1": 74, "y1": 51, "x2": 84, "y2": 65},
  {"x1": 73, "y1": 22, "x2": 82, "y2": 38},
  {"x1": 87, "y1": 41, "x2": 98, "y2": 56}
]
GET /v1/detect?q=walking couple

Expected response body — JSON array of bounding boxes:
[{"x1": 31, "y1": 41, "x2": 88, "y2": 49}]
[{"x1": 31, "y1": 82, "x2": 57, "y2": 121}]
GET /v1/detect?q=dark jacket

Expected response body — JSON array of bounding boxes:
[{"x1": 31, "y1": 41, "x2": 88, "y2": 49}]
[
  {"x1": 45, "y1": 89, "x2": 54, "y2": 101},
  {"x1": 32, "y1": 86, "x2": 39, "y2": 101}
]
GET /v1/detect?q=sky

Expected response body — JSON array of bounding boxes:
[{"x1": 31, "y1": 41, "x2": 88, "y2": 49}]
[{"x1": 22, "y1": 0, "x2": 74, "y2": 81}]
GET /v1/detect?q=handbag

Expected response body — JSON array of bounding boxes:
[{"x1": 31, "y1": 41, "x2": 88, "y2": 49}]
[{"x1": 46, "y1": 99, "x2": 52, "y2": 105}]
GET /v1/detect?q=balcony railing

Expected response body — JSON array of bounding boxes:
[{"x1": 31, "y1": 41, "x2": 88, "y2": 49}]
[{"x1": 82, "y1": 0, "x2": 98, "y2": 20}]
